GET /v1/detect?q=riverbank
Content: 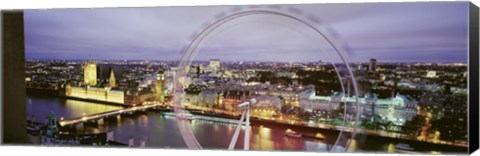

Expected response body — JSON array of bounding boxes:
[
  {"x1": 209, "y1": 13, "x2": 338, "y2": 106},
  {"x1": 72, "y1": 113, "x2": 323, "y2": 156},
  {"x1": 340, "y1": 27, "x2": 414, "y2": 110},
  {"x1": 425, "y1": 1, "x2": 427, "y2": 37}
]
[
  {"x1": 26, "y1": 93, "x2": 468, "y2": 153},
  {"x1": 26, "y1": 119, "x2": 128, "y2": 147},
  {"x1": 180, "y1": 109, "x2": 468, "y2": 153}
]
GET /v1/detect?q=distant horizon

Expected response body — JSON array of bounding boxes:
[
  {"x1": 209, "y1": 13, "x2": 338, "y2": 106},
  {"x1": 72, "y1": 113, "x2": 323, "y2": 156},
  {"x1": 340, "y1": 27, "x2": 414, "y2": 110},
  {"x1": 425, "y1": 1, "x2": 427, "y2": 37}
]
[{"x1": 25, "y1": 58, "x2": 468, "y2": 64}]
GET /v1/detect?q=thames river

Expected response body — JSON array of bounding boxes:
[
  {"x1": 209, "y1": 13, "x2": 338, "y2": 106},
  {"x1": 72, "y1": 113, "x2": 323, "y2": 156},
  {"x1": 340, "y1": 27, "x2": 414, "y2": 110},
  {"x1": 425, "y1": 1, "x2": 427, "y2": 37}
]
[{"x1": 26, "y1": 95, "x2": 463, "y2": 154}]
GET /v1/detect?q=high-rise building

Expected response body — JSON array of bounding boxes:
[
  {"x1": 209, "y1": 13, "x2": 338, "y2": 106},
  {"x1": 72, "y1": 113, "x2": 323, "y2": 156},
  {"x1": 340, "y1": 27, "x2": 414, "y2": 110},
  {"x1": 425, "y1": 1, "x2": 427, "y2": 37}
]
[
  {"x1": 84, "y1": 60, "x2": 97, "y2": 86},
  {"x1": 209, "y1": 59, "x2": 221, "y2": 72},
  {"x1": 155, "y1": 70, "x2": 165, "y2": 103},
  {"x1": 369, "y1": 58, "x2": 377, "y2": 72},
  {"x1": 109, "y1": 68, "x2": 116, "y2": 87}
]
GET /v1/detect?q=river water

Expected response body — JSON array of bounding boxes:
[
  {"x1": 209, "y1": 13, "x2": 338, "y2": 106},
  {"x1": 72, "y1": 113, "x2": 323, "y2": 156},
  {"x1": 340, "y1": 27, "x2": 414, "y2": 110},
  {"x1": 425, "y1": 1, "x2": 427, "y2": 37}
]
[{"x1": 26, "y1": 95, "x2": 460, "y2": 154}]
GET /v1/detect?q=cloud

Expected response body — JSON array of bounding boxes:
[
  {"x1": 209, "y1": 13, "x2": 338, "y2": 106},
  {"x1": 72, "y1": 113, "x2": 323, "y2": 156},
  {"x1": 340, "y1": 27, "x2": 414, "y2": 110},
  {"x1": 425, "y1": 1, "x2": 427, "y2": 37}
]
[{"x1": 24, "y1": 2, "x2": 469, "y2": 62}]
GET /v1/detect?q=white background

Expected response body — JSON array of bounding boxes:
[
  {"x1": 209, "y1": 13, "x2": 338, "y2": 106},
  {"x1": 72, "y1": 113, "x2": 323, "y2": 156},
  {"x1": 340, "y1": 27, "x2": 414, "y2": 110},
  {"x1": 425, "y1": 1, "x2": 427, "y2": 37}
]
[{"x1": 0, "y1": 0, "x2": 479, "y2": 156}]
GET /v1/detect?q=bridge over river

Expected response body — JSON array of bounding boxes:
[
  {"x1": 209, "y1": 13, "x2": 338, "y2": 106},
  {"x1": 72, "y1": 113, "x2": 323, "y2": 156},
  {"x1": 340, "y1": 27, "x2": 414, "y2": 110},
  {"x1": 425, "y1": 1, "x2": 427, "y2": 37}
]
[{"x1": 58, "y1": 103, "x2": 165, "y2": 127}]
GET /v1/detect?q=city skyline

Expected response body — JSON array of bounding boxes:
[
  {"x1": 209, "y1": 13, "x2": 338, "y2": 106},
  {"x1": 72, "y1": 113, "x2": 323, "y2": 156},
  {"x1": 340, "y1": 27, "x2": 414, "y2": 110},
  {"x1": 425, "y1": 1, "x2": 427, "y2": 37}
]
[
  {"x1": 18, "y1": 2, "x2": 472, "y2": 153},
  {"x1": 25, "y1": 2, "x2": 469, "y2": 62},
  {"x1": 24, "y1": 58, "x2": 469, "y2": 64}
]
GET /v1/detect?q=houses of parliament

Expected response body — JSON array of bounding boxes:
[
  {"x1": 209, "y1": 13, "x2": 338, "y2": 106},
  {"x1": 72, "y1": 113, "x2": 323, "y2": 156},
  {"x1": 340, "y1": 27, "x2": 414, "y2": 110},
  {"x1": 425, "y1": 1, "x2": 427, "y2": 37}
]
[
  {"x1": 64, "y1": 60, "x2": 166, "y2": 105},
  {"x1": 65, "y1": 60, "x2": 124, "y2": 104}
]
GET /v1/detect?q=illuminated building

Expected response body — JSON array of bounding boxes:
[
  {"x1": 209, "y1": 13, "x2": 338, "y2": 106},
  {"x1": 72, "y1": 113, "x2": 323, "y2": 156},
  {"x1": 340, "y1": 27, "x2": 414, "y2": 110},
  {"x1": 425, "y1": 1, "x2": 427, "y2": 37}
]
[
  {"x1": 109, "y1": 68, "x2": 116, "y2": 87},
  {"x1": 200, "y1": 89, "x2": 222, "y2": 108},
  {"x1": 426, "y1": 71, "x2": 437, "y2": 78},
  {"x1": 84, "y1": 60, "x2": 97, "y2": 86},
  {"x1": 250, "y1": 95, "x2": 281, "y2": 118},
  {"x1": 64, "y1": 60, "x2": 125, "y2": 104},
  {"x1": 68, "y1": 86, "x2": 125, "y2": 104},
  {"x1": 221, "y1": 90, "x2": 248, "y2": 111},
  {"x1": 209, "y1": 59, "x2": 220, "y2": 72},
  {"x1": 184, "y1": 92, "x2": 201, "y2": 106},
  {"x1": 255, "y1": 87, "x2": 302, "y2": 107},
  {"x1": 374, "y1": 94, "x2": 418, "y2": 129},
  {"x1": 299, "y1": 90, "x2": 338, "y2": 112},
  {"x1": 124, "y1": 70, "x2": 169, "y2": 105},
  {"x1": 300, "y1": 89, "x2": 417, "y2": 126}
]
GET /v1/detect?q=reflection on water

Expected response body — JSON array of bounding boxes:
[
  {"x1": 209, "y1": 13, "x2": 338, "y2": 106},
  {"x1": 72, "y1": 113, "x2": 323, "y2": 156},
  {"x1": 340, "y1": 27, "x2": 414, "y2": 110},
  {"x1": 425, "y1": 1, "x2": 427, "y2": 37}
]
[
  {"x1": 252, "y1": 126, "x2": 274, "y2": 149},
  {"x1": 26, "y1": 96, "x2": 359, "y2": 151},
  {"x1": 139, "y1": 115, "x2": 149, "y2": 128},
  {"x1": 187, "y1": 115, "x2": 331, "y2": 151},
  {"x1": 387, "y1": 143, "x2": 396, "y2": 153},
  {"x1": 27, "y1": 96, "x2": 123, "y2": 122},
  {"x1": 26, "y1": 96, "x2": 452, "y2": 153},
  {"x1": 348, "y1": 139, "x2": 358, "y2": 152}
]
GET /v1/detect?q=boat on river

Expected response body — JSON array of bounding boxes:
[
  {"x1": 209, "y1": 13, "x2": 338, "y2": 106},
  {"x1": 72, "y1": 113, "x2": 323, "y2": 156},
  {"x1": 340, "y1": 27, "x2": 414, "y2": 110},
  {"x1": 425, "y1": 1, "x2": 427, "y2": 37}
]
[
  {"x1": 396, "y1": 143, "x2": 415, "y2": 151},
  {"x1": 284, "y1": 129, "x2": 302, "y2": 138}
]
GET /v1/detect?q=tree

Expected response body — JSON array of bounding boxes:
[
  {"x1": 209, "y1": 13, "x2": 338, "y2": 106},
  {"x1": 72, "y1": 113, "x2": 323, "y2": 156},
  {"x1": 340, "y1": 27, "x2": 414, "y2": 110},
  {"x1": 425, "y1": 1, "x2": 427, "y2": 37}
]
[
  {"x1": 430, "y1": 114, "x2": 467, "y2": 141},
  {"x1": 402, "y1": 115, "x2": 425, "y2": 135},
  {"x1": 383, "y1": 121, "x2": 394, "y2": 131}
]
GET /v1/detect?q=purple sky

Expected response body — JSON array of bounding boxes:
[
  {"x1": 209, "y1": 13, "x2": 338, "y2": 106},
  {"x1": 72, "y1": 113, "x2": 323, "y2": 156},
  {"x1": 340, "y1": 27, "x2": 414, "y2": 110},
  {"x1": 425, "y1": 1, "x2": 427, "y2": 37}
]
[{"x1": 24, "y1": 2, "x2": 469, "y2": 63}]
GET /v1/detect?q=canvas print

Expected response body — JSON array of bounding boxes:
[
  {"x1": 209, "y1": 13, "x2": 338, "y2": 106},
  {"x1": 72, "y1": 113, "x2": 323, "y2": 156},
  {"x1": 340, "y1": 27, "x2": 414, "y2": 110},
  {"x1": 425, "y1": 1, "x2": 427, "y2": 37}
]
[{"x1": 18, "y1": 2, "x2": 471, "y2": 154}]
